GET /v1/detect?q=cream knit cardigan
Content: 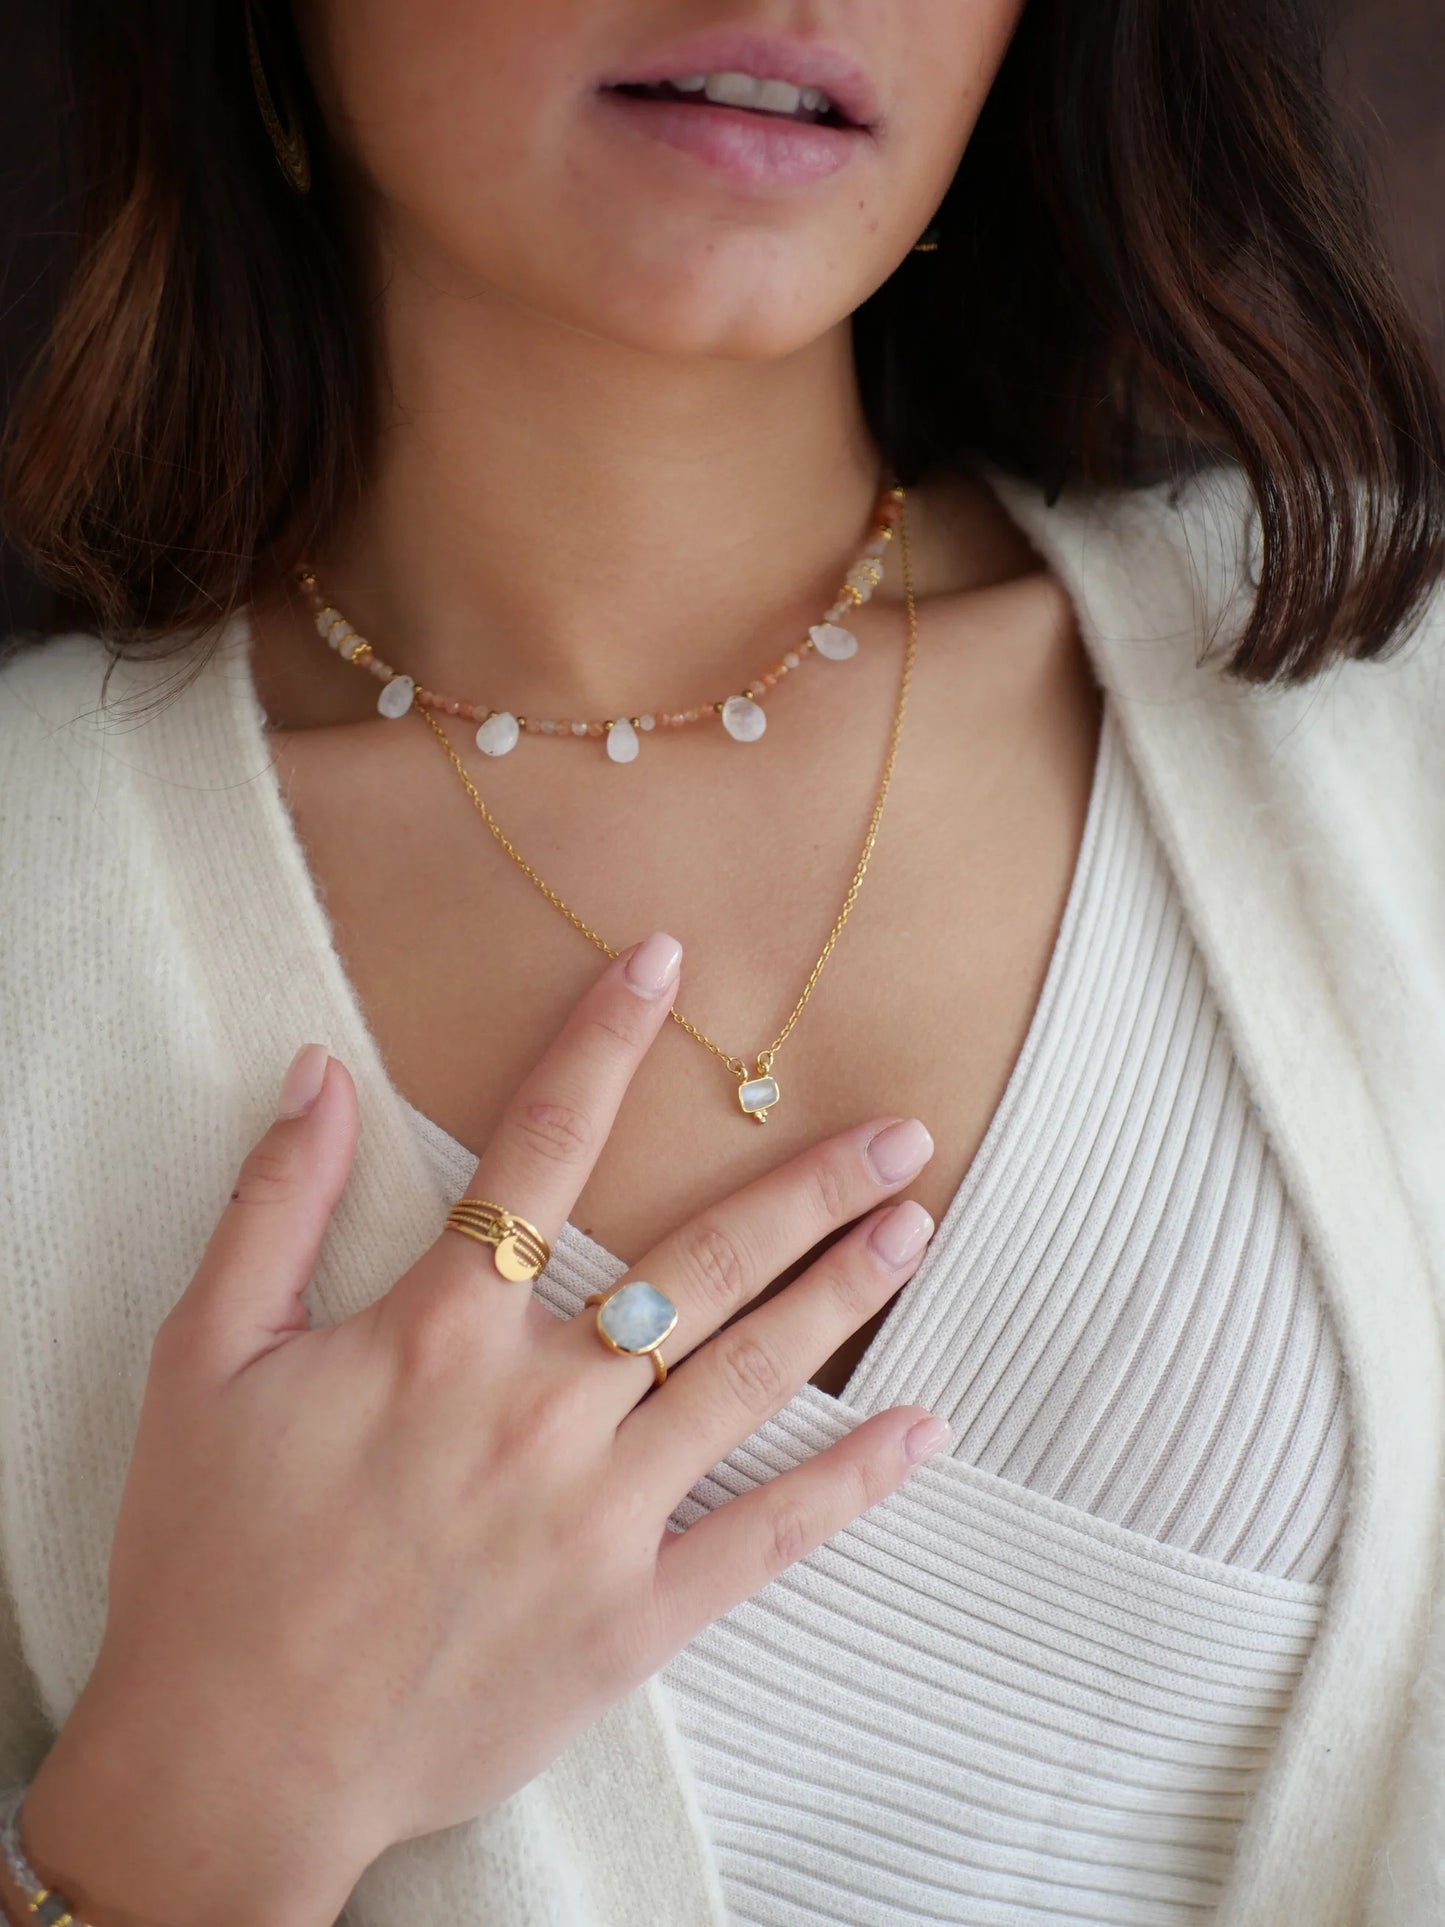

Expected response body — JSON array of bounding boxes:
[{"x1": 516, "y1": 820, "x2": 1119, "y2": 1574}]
[{"x1": 1, "y1": 465, "x2": 1443, "y2": 1927}]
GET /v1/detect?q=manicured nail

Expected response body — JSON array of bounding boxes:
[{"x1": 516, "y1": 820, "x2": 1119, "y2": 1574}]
[
  {"x1": 905, "y1": 1416, "x2": 953, "y2": 1464},
  {"x1": 623, "y1": 931, "x2": 683, "y2": 999},
  {"x1": 277, "y1": 1042, "x2": 329, "y2": 1119},
  {"x1": 865, "y1": 1117, "x2": 934, "y2": 1184},
  {"x1": 870, "y1": 1198, "x2": 934, "y2": 1267}
]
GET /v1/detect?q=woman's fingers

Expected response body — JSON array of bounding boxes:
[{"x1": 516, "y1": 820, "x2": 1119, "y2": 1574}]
[
  {"x1": 653, "y1": 1400, "x2": 952, "y2": 1642},
  {"x1": 170, "y1": 1046, "x2": 361, "y2": 1383},
  {"x1": 427, "y1": 931, "x2": 682, "y2": 1295},
  {"x1": 555, "y1": 1114, "x2": 934, "y2": 1410},
  {"x1": 619, "y1": 1198, "x2": 934, "y2": 1496}
]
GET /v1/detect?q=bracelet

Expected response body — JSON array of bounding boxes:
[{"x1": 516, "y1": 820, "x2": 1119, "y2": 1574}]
[{"x1": 0, "y1": 1784, "x2": 95, "y2": 1926}]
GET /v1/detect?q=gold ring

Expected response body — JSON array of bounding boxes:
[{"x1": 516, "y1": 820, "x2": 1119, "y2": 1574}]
[
  {"x1": 584, "y1": 1280, "x2": 679, "y2": 1388},
  {"x1": 445, "y1": 1198, "x2": 552, "y2": 1282}
]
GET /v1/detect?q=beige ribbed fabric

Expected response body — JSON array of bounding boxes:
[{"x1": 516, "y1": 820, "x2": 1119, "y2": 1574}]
[{"x1": 404, "y1": 697, "x2": 1351, "y2": 1925}]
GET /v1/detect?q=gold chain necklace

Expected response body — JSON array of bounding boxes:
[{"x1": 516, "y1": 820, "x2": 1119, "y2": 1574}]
[{"x1": 313, "y1": 485, "x2": 916, "y2": 1122}]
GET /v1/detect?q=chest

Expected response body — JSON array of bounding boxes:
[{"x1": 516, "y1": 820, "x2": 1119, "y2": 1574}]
[{"x1": 263, "y1": 596, "x2": 1102, "y2": 1393}]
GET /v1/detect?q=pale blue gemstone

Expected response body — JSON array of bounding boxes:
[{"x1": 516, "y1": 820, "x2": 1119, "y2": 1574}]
[
  {"x1": 598, "y1": 1280, "x2": 677, "y2": 1355},
  {"x1": 738, "y1": 1075, "x2": 780, "y2": 1115}
]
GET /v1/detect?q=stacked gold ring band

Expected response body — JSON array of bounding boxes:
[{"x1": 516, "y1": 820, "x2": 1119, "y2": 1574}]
[
  {"x1": 585, "y1": 1280, "x2": 680, "y2": 1388},
  {"x1": 445, "y1": 1198, "x2": 552, "y2": 1281}
]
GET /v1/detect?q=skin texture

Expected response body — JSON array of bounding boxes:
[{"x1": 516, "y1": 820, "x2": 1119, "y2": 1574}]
[
  {"x1": 7, "y1": 5, "x2": 1116, "y2": 1922},
  {"x1": 244, "y1": 0, "x2": 1098, "y2": 1393}
]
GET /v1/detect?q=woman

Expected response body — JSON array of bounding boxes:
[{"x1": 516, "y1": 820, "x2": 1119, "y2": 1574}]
[{"x1": 1, "y1": 0, "x2": 1442, "y2": 1922}]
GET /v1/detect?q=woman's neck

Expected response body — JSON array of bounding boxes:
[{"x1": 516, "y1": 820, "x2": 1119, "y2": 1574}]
[
  {"x1": 249, "y1": 266, "x2": 1038, "y2": 735},
  {"x1": 255, "y1": 273, "x2": 897, "y2": 725}
]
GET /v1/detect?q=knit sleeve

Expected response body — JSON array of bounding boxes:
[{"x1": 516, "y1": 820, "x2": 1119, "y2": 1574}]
[
  {"x1": 0, "y1": 633, "x2": 107, "y2": 1790},
  {"x1": 0, "y1": 1570, "x2": 51, "y2": 1792}
]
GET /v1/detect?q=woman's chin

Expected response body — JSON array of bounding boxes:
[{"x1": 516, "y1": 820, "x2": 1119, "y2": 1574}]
[{"x1": 496, "y1": 251, "x2": 859, "y2": 365}]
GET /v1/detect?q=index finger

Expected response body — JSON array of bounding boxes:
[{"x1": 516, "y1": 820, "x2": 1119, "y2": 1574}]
[{"x1": 433, "y1": 930, "x2": 683, "y2": 1290}]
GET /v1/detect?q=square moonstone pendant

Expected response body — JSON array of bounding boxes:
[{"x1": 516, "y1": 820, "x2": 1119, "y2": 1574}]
[{"x1": 737, "y1": 1073, "x2": 780, "y2": 1120}]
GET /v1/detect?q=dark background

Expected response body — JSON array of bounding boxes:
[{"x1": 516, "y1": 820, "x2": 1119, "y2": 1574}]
[{"x1": 1, "y1": 4, "x2": 1440, "y2": 639}]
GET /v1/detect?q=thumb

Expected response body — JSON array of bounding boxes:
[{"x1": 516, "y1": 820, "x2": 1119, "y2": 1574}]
[{"x1": 164, "y1": 1043, "x2": 360, "y2": 1378}]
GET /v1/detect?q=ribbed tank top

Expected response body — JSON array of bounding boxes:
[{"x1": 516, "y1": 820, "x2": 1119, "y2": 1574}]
[{"x1": 403, "y1": 694, "x2": 1352, "y2": 1925}]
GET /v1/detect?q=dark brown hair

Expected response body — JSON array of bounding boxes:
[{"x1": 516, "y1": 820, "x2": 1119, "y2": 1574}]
[{"x1": 3, "y1": 0, "x2": 1444, "y2": 685}]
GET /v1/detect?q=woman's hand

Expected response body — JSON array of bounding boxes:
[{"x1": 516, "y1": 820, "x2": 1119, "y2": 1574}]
[{"x1": 21, "y1": 932, "x2": 945, "y2": 1927}]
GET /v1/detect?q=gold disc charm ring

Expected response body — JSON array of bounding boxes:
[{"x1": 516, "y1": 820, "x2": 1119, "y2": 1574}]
[{"x1": 445, "y1": 1198, "x2": 552, "y2": 1281}]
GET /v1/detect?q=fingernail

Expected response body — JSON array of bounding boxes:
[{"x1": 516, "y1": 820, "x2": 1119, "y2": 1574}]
[
  {"x1": 623, "y1": 931, "x2": 683, "y2": 999},
  {"x1": 277, "y1": 1042, "x2": 329, "y2": 1119},
  {"x1": 865, "y1": 1117, "x2": 934, "y2": 1184},
  {"x1": 905, "y1": 1416, "x2": 953, "y2": 1465},
  {"x1": 869, "y1": 1198, "x2": 934, "y2": 1267}
]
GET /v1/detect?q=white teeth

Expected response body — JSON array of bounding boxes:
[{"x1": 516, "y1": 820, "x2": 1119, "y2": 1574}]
[
  {"x1": 755, "y1": 78, "x2": 804, "y2": 114},
  {"x1": 659, "y1": 71, "x2": 839, "y2": 119},
  {"x1": 704, "y1": 71, "x2": 766, "y2": 108}
]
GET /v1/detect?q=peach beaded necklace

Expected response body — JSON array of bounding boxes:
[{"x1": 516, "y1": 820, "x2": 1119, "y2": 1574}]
[{"x1": 292, "y1": 477, "x2": 901, "y2": 763}]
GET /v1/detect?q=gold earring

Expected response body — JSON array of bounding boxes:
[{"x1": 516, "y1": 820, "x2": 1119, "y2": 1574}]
[
  {"x1": 911, "y1": 225, "x2": 941, "y2": 254},
  {"x1": 245, "y1": 0, "x2": 311, "y2": 195}
]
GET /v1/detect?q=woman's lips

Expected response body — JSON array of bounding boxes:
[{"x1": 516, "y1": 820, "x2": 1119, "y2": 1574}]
[
  {"x1": 594, "y1": 87, "x2": 868, "y2": 189},
  {"x1": 597, "y1": 27, "x2": 881, "y2": 132}
]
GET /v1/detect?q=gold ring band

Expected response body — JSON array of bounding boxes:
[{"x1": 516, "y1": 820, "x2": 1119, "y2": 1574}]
[
  {"x1": 445, "y1": 1198, "x2": 552, "y2": 1282},
  {"x1": 584, "y1": 1281, "x2": 679, "y2": 1388}
]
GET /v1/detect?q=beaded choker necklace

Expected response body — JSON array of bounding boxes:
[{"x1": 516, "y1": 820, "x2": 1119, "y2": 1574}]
[{"x1": 292, "y1": 478, "x2": 900, "y2": 763}]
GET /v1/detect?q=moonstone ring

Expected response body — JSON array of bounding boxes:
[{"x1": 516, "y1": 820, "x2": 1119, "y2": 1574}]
[{"x1": 584, "y1": 1279, "x2": 680, "y2": 1387}]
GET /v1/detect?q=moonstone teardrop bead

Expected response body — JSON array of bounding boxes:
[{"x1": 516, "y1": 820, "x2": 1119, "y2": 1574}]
[
  {"x1": 377, "y1": 675, "x2": 415, "y2": 718},
  {"x1": 809, "y1": 622, "x2": 859, "y2": 661},
  {"x1": 606, "y1": 719, "x2": 639, "y2": 764},
  {"x1": 475, "y1": 710, "x2": 520, "y2": 757},
  {"x1": 721, "y1": 694, "x2": 767, "y2": 743}
]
